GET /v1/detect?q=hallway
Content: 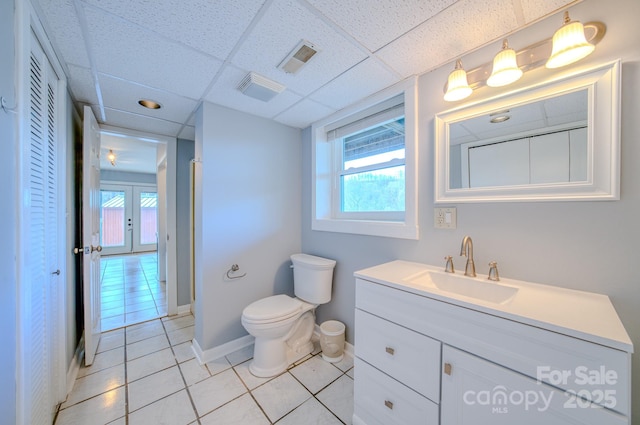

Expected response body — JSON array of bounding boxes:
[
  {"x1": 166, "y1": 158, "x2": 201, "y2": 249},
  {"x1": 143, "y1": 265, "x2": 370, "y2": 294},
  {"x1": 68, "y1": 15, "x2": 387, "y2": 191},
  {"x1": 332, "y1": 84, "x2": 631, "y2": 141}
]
[{"x1": 100, "y1": 253, "x2": 166, "y2": 331}]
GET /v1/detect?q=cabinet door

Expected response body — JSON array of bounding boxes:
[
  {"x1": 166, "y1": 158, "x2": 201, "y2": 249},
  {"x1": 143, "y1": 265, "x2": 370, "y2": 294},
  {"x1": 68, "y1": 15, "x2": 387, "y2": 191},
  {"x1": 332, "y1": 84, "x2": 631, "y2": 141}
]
[{"x1": 441, "y1": 345, "x2": 627, "y2": 425}]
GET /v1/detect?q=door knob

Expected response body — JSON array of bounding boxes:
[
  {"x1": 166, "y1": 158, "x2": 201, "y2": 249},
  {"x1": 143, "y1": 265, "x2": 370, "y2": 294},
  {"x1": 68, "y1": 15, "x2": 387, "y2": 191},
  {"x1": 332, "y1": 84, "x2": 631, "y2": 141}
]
[
  {"x1": 91, "y1": 245, "x2": 102, "y2": 253},
  {"x1": 73, "y1": 247, "x2": 83, "y2": 254},
  {"x1": 51, "y1": 269, "x2": 60, "y2": 275}
]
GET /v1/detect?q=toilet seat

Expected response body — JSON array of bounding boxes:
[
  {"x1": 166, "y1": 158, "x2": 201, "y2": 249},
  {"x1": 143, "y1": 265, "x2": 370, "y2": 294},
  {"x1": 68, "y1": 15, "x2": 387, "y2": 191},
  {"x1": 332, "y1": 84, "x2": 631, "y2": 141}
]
[{"x1": 242, "y1": 294, "x2": 303, "y2": 324}]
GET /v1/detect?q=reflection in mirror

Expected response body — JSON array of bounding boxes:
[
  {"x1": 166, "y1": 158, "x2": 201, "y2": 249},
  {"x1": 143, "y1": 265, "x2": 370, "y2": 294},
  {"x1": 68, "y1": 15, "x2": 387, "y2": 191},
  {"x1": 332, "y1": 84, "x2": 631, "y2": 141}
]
[
  {"x1": 435, "y1": 60, "x2": 620, "y2": 203},
  {"x1": 449, "y1": 90, "x2": 588, "y2": 189}
]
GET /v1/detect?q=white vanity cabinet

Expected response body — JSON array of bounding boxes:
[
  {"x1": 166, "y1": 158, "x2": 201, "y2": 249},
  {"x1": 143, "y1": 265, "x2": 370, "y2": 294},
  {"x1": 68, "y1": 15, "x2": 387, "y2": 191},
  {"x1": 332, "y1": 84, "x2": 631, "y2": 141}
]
[{"x1": 353, "y1": 261, "x2": 633, "y2": 425}]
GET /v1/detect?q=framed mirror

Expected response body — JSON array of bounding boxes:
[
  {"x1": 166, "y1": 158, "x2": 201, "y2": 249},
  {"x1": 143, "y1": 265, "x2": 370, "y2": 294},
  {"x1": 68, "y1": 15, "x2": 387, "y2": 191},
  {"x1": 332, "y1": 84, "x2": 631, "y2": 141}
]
[{"x1": 435, "y1": 60, "x2": 620, "y2": 203}]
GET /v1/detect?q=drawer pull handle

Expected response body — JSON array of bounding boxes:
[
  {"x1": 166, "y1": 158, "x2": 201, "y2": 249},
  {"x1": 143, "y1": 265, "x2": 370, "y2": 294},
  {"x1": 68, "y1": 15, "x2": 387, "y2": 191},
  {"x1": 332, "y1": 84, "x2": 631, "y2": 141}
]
[
  {"x1": 444, "y1": 362, "x2": 452, "y2": 376},
  {"x1": 384, "y1": 400, "x2": 394, "y2": 410},
  {"x1": 385, "y1": 346, "x2": 395, "y2": 355}
]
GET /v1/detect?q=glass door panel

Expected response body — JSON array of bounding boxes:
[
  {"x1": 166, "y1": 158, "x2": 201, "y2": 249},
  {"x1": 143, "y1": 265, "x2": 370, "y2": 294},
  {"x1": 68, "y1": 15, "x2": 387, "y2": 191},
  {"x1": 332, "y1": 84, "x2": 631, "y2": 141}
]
[
  {"x1": 133, "y1": 187, "x2": 158, "y2": 252},
  {"x1": 100, "y1": 185, "x2": 132, "y2": 255}
]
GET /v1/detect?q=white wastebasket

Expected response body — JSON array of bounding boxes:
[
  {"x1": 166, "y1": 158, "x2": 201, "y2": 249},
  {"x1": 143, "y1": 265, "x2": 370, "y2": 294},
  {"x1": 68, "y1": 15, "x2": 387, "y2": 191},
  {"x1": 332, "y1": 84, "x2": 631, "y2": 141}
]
[{"x1": 319, "y1": 320, "x2": 345, "y2": 363}]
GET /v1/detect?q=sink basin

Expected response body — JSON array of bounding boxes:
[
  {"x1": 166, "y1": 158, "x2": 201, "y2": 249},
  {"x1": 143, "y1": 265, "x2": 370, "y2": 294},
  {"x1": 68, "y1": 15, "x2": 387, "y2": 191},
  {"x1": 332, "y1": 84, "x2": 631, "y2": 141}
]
[{"x1": 404, "y1": 270, "x2": 519, "y2": 304}]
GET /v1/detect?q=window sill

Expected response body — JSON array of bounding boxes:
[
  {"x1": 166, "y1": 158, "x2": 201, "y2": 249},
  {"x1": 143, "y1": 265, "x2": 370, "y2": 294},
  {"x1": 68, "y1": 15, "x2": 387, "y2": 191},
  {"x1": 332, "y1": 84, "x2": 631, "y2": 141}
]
[{"x1": 312, "y1": 217, "x2": 418, "y2": 240}]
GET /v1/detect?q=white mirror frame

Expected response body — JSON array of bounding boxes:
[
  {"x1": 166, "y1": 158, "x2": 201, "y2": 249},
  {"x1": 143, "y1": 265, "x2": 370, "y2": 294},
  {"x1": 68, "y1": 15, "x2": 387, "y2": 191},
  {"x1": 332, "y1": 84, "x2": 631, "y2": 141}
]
[{"x1": 435, "y1": 60, "x2": 620, "y2": 203}]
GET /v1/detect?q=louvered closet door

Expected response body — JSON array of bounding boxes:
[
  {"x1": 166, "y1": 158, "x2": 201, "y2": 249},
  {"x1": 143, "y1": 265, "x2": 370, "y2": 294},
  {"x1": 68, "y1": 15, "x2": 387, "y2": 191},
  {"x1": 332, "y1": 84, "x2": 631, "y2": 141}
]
[{"x1": 25, "y1": 32, "x2": 60, "y2": 425}]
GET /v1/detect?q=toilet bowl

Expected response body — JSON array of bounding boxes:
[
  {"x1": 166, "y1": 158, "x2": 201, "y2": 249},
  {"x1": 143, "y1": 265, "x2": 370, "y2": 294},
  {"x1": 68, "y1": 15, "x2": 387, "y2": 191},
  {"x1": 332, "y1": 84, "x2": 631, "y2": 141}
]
[
  {"x1": 241, "y1": 254, "x2": 336, "y2": 377},
  {"x1": 241, "y1": 295, "x2": 316, "y2": 377}
]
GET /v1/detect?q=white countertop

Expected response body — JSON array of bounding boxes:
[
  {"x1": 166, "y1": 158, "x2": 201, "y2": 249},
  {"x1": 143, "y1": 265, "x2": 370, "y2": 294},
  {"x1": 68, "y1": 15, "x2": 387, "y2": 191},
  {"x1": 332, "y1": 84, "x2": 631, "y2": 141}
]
[{"x1": 354, "y1": 260, "x2": 633, "y2": 353}]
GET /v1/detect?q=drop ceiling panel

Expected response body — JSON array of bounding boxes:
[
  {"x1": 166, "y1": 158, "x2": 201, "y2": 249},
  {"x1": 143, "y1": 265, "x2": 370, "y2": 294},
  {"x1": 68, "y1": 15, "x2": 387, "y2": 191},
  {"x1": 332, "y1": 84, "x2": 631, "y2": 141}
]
[
  {"x1": 66, "y1": 64, "x2": 99, "y2": 105},
  {"x1": 274, "y1": 98, "x2": 335, "y2": 129},
  {"x1": 232, "y1": 0, "x2": 368, "y2": 96},
  {"x1": 103, "y1": 108, "x2": 183, "y2": 137},
  {"x1": 376, "y1": 0, "x2": 520, "y2": 78},
  {"x1": 306, "y1": 0, "x2": 457, "y2": 52},
  {"x1": 310, "y1": 58, "x2": 399, "y2": 110},
  {"x1": 35, "y1": 0, "x2": 91, "y2": 68},
  {"x1": 520, "y1": 0, "x2": 578, "y2": 22},
  {"x1": 99, "y1": 74, "x2": 198, "y2": 123},
  {"x1": 83, "y1": 5, "x2": 223, "y2": 100},
  {"x1": 205, "y1": 65, "x2": 303, "y2": 120},
  {"x1": 82, "y1": 0, "x2": 266, "y2": 60}
]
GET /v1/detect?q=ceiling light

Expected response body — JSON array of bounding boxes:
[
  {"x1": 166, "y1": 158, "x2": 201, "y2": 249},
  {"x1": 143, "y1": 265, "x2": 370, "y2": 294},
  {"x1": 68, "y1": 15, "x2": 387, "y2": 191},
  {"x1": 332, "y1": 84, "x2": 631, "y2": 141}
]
[
  {"x1": 546, "y1": 11, "x2": 595, "y2": 69},
  {"x1": 490, "y1": 110, "x2": 511, "y2": 123},
  {"x1": 444, "y1": 59, "x2": 473, "y2": 102},
  {"x1": 278, "y1": 40, "x2": 319, "y2": 74},
  {"x1": 487, "y1": 39, "x2": 523, "y2": 87},
  {"x1": 238, "y1": 72, "x2": 286, "y2": 102},
  {"x1": 107, "y1": 149, "x2": 116, "y2": 166},
  {"x1": 138, "y1": 99, "x2": 162, "y2": 109}
]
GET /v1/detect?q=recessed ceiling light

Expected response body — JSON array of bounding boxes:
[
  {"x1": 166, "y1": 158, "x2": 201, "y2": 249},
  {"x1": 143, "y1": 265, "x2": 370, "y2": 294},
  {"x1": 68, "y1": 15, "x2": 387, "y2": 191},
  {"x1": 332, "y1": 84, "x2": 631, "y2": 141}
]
[
  {"x1": 489, "y1": 110, "x2": 511, "y2": 123},
  {"x1": 138, "y1": 99, "x2": 162, "y2": 109}
]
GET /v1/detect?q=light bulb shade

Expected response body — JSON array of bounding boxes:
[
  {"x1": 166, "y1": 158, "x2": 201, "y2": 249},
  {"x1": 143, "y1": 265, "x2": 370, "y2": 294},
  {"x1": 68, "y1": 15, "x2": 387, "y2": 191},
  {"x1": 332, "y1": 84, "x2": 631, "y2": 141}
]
[
  {"x1": 487, "y1": 47, "x2": 523, "y2": 87},
  {"x1": 444, "y1": 68, "x2": 472, "y2": 102},
  {"x1": 546, "y1": 18, "x2": 594, "y2": 69}
]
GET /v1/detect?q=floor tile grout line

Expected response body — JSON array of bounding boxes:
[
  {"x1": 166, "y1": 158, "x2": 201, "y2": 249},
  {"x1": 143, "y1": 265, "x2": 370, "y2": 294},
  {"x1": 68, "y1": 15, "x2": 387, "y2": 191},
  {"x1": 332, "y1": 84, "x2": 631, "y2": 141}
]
[
  {"x1": 230, "y1": 364, "x2": 275, "y2": 424},
  {"x1": 123, "y1": 322, "x2": 129, "y2": 425},
  {"x1": 163, "y1": 319, "x2": 202, "y2": 425}
]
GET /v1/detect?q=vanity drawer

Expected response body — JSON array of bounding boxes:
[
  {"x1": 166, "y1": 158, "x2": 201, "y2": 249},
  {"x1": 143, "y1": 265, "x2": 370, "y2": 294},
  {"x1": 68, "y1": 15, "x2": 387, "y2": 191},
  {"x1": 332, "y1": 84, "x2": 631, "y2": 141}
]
[
  {"x1": 354, "y1": 358, "x2": 439, "y2": 425},
  {"x1": 355, "y1": 309, "x2": 441, "y2": 402}
]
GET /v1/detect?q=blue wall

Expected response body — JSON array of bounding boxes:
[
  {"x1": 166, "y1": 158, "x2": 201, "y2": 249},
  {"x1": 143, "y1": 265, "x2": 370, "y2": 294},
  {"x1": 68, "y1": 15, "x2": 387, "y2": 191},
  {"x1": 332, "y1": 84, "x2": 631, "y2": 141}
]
[{"x1": 0, "y1": 0, "x2": 17, "y2": 422}]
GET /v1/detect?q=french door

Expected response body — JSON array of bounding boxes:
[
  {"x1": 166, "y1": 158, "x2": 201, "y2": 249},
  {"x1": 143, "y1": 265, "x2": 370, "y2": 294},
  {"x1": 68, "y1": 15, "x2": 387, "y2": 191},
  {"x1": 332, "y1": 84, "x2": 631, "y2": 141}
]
[{"x1": 100, "y1": 184, "x2": 158, "y2": 255}]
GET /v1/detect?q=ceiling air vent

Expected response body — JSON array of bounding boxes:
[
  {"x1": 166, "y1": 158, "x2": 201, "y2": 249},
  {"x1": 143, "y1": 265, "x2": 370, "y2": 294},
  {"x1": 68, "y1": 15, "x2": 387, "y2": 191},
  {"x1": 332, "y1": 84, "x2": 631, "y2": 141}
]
[
  {"x1": 278, "y1": 40, "x2": 319, "y2": 74},
  {"x1": 237, "y1": 72, "x2": 286, "y2": 102}
]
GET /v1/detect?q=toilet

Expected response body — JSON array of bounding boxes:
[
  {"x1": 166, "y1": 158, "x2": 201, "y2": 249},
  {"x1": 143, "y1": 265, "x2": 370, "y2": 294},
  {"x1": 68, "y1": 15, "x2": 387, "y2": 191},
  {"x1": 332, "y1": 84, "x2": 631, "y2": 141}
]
[{"x1": 241, "y1": 253, "x2": 336, "y2": 378}]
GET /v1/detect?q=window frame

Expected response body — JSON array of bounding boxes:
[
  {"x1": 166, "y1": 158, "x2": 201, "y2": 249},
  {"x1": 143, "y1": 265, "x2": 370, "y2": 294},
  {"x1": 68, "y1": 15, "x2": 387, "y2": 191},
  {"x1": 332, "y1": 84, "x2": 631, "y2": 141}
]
[{"x1": 311, "y1": 77, "x2": 419, "y2": 239}]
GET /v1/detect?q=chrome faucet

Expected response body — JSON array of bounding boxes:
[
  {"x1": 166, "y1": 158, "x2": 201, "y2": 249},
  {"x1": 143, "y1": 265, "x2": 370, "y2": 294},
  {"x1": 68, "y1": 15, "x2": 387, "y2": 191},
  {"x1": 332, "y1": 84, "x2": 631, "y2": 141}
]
[{"x1": 460, "y1": 236, "x2": 476, "y2": 277}]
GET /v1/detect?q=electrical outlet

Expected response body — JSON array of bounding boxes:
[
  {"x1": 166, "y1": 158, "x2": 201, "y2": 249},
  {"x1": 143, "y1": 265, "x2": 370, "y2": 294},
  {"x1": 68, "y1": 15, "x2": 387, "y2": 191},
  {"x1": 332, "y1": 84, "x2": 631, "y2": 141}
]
[{"x1": 434, "y1": 207, "x2": 457, "y2": 229}]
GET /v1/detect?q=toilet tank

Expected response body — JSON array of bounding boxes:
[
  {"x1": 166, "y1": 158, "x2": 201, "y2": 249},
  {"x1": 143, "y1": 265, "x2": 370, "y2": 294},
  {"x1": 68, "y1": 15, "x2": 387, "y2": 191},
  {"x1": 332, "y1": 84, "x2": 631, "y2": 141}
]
[{"x1": 291, "y1": 253, "x2": 336, "y2": 304}]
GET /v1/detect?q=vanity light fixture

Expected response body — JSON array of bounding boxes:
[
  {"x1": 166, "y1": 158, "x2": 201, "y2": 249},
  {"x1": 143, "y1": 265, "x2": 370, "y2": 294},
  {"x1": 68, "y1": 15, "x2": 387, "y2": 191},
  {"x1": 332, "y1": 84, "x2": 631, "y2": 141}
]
[
  {"x1": 486, "y1": 39, "x2": 523, "y2": 87},
  {"x1": 546, "y1": 11, "x2": 595, "y2": 69},
  {"x1": 443, "y1": 9, "x2": 605, "y2": 102},
  {"x1": 443, "y1": 59, "x2": 473, "y2": 102},
  {"x1": 107, "y1": 149, "x2": 116, "y2": 166}
]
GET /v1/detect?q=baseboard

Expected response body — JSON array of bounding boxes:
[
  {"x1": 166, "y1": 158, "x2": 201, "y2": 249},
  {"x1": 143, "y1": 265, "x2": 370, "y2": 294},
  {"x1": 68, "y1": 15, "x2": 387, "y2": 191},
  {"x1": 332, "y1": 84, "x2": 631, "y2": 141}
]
[
  {"x1": 176, "y1": 304, "x2": 192, "y2": 315},
  {"x1": 313, "y1": 324, "x2": 354, "y2": 358},
  {"x1": 66, "y1": 336, "x2": 84, "y2": 396},
  {"x1": 192, "y1": 334, "x2": 255, "y2": 365}
]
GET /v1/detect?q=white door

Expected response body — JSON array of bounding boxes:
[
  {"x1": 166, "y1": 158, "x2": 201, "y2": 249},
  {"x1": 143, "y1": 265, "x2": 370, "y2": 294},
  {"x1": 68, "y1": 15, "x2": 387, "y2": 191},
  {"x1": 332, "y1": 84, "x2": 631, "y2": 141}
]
[
  {"x1": 441, "y1": 345, "x2": 626, "y2": 425},
  {"x1": 100, "y1": 184, "x2": 133, "y2": 255},
  {"x1": 82, "y1": 105, "x2": 102, "y2": 365},
  {"x1": 18, "y1": 31, "x2": 64, "y2": 425}
]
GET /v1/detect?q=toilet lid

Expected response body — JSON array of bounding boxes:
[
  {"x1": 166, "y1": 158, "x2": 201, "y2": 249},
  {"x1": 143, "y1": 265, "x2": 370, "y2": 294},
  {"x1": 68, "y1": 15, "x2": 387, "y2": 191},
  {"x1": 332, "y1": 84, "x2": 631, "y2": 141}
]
[{"x1": 243, "y1": 295, "x2": 302, "y2": 322}]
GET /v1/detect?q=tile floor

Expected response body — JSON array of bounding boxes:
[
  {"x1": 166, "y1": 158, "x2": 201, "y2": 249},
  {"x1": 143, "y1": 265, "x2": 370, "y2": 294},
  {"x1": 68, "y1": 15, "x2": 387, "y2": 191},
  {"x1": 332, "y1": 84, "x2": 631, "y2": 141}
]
[
  {"x1": 100, "y1": 253, "x2": 167, "y2": 331},
  {"x1": 55, "y1": 314, "x2": 354, "y2": 425}
]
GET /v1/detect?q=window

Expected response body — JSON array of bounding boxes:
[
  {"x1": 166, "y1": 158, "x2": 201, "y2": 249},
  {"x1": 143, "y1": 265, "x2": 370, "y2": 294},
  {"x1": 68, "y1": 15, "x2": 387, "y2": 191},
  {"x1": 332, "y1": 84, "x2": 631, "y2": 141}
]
[{"x1": 312, "y1": 78, "x2": 418, "y2": 239}]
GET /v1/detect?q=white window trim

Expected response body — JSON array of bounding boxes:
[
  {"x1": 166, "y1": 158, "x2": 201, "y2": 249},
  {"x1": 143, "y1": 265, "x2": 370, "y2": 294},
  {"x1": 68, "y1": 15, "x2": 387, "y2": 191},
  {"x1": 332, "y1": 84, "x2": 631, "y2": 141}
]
[{"x1": 311, "y1": 77, "x2": 419, "y2": 239}]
